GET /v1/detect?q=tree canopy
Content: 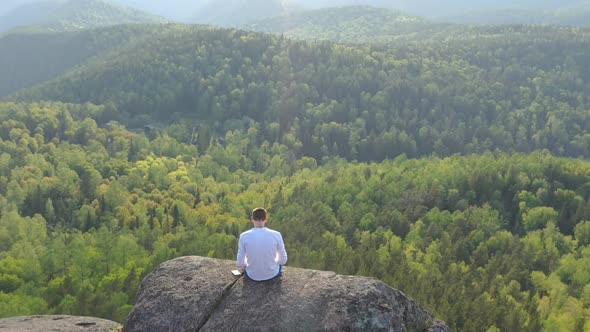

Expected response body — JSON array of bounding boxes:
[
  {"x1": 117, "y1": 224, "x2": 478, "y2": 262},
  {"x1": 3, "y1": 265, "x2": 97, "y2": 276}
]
[
  {"x1": 5, "y1": 24, "x2": 590, "y2": 162},
  {"x1": 0, "y1": 101, "x2": 589, "y2": 330}
]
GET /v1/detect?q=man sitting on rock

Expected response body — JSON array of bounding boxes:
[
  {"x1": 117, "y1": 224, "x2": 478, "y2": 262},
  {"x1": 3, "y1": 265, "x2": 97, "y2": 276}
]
[{"x1": 237, "y1": 207, "x2": 287, "y2": 281}]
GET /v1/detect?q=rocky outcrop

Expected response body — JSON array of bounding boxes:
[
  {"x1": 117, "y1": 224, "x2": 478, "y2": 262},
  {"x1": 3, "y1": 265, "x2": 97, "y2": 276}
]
[
  {"x1": 0, "y1": 315, "x2": 121, "y2": 332},
  {"x1": 124, "y1": 256, "x2": 449, "y2": 332}
]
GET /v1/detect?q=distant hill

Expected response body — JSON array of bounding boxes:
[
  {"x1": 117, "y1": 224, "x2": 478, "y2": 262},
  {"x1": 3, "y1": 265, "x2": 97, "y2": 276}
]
[
  {"x1": 439, "y1": 6, "x2": 590, "y2": 26},
  {"x1": 0, "y1": 25, "x2": 158, "y2": 97},
  {"x1": 189, "y1": 0, "x2": 303, "y2": 27},
  {"x1": 103, "y1": 0, "x2": 590, "y2": 26},
  {"x1": 292, "y1": 0, "x2": 587, "y2": 18},
  {"x1": 244, "y1": 4, "x2": 590, "y2": 44},
  {"x1": 243, "y1": 6, "x2": 448, "y2": 44},
  {"x1": 8, "y1": 24, "x2": 590, "y2": 159},
  {"x1": 106, "y1": 0, "x2": 209, "y2": 22},
  {"x1": 0, "y1": 0, "x2": 164, "y2": 33}
]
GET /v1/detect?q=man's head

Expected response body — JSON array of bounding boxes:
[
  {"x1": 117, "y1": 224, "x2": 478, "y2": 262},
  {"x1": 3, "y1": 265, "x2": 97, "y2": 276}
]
[
  {"x1": 251, "y1": 207, "x2": 267, "y2": 227},
  {"x1": 252, "y1": 207, "x2": 267, "y2": 221}
]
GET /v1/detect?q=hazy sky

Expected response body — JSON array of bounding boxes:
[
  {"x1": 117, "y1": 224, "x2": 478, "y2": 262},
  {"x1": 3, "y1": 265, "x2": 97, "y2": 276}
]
[
  {"x1": 1, "y1": 0, "x2": 588, "y2": 22},
  {"x1": 118, "y1": 0, "x2": 590, "y2": 20}
]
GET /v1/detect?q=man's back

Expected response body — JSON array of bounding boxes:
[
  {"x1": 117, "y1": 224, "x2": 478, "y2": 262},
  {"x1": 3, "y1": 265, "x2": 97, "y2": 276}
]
[{"x1": 237, "y1": 227, "x2": 287, "y2": 281}]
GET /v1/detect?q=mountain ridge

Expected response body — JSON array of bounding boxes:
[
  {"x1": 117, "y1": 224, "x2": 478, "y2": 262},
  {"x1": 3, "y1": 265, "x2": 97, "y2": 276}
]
[
  {"x1": 0, "y1": 0, "x2": 164, "y2": 34},
  {"x1": 243, "y1": 5, "x2": 446, "y2": 43},
  {"x1": 437, "y1": 7, "x2": 590, "y2": 26},
  {"x1": 0, "y1": 24, "x2": 159, "y2": 97},
  {"x1": 5, "y1": 24, "x2": 590, "y2": 160},
  {"x1": 3, "y1": 0, "x2": 589, "y2": 25}
]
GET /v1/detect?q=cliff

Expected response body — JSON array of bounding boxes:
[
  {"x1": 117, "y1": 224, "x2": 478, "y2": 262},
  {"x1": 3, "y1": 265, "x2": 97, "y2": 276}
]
[{"x1": 124, "y1": 256, "x2": 449, "y2": 331}]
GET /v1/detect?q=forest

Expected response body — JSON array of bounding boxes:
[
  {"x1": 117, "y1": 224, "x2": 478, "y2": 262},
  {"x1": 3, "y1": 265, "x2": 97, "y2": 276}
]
[
  {"x1": 245, "y1": 6, "x2": 446, "y2": 44},
  {"x1": 1, "y1": 100, "x2": 589, "y2": 331},
  {"x1": 0, "y1": 10, "x2": 590, "y2": 332},
  {"x1": 0, "y1": 25, "x2": 161, "y2": 97},
  {"x1": 247, "y1": 5, "x2": 590, "y2": 42},
  {"x1": 9, "y1": 24, "x2": 590, "y2": 162}
]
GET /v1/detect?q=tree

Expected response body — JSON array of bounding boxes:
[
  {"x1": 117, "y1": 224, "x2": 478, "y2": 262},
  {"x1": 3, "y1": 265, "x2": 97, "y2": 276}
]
[
  {"x1": 523, "y1": 207, "x2": 558, "y2": 232},
  {"x1": 575, "y1": 221, "x2": 590, "y2": 247}
]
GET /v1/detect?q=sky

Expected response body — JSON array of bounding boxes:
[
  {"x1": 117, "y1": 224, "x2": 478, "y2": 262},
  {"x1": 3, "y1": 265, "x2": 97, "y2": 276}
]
[
  {"x1": 1, "y1": 0, "x2": 588, "y2": 22},
  {"x1": 115, "y1": 0, "x2": 590, "y2": 20}
]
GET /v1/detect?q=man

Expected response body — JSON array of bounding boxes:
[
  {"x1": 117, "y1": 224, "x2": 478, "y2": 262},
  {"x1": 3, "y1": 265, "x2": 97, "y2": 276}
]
[{"x1": 237, "y1": 207, "x2": 287, "y2": 281}]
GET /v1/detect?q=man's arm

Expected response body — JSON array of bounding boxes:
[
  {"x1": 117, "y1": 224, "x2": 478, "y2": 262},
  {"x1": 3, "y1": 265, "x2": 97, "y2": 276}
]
[
  {"x1": 275, "y1": 233, "x2": 287, "y2": 265},
  {"x1": 237, "y1": 236, "x2": 247, "y2": 268}
]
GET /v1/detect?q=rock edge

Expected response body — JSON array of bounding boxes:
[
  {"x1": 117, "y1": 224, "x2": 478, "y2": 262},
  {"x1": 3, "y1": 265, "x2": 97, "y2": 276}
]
[
  {"x1": 0, "y1": 315, "x2": 121, "y2": 332},
  {"x1": 124, "y1": 256, "x2": 449, "y2": 332}
]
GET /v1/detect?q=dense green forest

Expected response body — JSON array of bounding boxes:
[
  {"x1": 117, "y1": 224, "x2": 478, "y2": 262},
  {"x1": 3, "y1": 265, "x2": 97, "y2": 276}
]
[
  {"x1": 0, "y1": 101, "x2": 589, "y2": 331},
  {"x1": 245, "y1": 6, "x2": 451, "y2": 43},
  {"x1": 1, "y1": 13, "x2": 590, "y2": 332},
  {"x1": 10, "y1": 25, "x2": 590, "y2": 161},
  {"x1": 246, "y1": 6, "x2": 590, "y2": 42},
  {"x1": 0, "y1": 25, "x2": 161, "y2": 97}
]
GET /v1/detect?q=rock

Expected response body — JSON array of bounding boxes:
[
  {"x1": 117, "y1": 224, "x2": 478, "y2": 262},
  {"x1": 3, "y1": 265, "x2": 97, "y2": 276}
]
[
  {"x1": 0, "y1": 315, "x2": 121, "y2": 332},
  {"x1": 124, "y1": 256, "x2": 449, "y2": 332}
]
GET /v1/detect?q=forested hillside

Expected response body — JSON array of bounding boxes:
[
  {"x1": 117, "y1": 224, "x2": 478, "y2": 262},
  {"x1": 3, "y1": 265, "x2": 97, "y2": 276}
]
[
  {"x1": 0, "y1": 25, "x2": 158, "y2": 98},
  {"x1": 291, "y1": 0, "x2": 589, "y2": 22},
  {"x1": 11, "y1": 25, "x2": 590, "y2": 160},
  {"x1": 244, "y1": 6, "x2": 445, "y2": 43},
  {"x1": 0, "y1": 0, "x2": 163, "y2": 34},
  {"x1": 246, "y1": 6, "x2": 590, "y2": 42},
  {"x1": 0, "y1": 101, "x2": 589, "y2": 330},
  {"x1": 441, "y1": 7, "x2": 590, "y2": 26}
]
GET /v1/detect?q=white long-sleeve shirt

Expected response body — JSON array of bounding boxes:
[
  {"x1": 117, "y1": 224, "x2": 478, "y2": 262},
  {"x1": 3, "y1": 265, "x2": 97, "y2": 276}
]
[{"x1": 237, "y1": 227, "x2": 287, "y2": 281}]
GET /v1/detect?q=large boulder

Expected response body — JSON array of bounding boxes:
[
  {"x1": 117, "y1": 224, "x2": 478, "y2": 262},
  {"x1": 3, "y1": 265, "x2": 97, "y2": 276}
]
[
  {"x1": 0, "y1": 315, "x2": 121, "y2": 331},
  {"x1": 124, "y1": 256, "x2": 449, "y2": 332}
]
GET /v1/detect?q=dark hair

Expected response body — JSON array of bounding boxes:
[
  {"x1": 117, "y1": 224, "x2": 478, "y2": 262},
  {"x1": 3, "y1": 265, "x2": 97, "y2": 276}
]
[{"x1": 251, "y1": 207, "x2": 267, "y2": 221}]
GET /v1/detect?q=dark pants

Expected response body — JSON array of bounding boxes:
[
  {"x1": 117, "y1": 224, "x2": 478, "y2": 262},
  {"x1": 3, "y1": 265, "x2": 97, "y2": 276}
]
[{"x1": 245, "y1": 265, "x2": 282, "y2": 281}]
